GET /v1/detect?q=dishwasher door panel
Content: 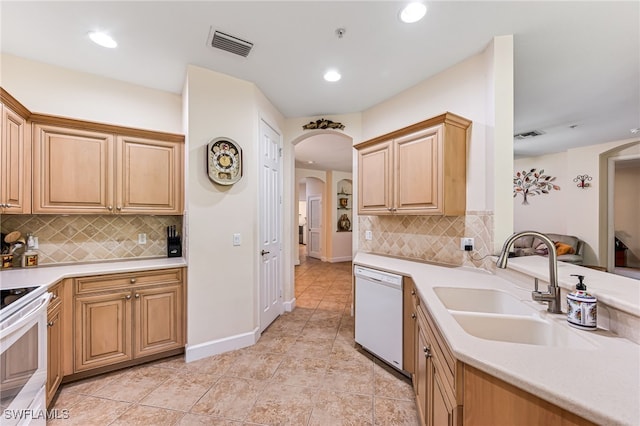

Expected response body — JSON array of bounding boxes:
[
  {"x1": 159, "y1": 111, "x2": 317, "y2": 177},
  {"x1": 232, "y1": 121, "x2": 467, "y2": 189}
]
[{"x1": 354, "y1": 275, "x2": 403, "y2": 370}]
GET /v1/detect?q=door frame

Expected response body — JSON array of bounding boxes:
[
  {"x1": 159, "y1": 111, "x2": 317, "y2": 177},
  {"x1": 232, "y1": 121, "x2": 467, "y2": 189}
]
[{"x1": 607, "y1": 149, "x2": 640, "y2": 271}]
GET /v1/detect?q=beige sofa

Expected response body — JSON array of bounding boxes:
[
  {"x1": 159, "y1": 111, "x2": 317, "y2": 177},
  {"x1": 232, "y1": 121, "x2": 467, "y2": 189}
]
[{"x1": 512, "y1": 233, "x2": 584, "y2": 265}]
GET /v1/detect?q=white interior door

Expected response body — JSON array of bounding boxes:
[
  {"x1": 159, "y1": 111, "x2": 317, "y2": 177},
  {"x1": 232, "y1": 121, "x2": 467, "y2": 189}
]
[
  {"x1": 259, "y1": 119, "x2": 283, "y2": 332},
  {"x1": 307, "y1": 195, "x2": 322, "y2": 259}
]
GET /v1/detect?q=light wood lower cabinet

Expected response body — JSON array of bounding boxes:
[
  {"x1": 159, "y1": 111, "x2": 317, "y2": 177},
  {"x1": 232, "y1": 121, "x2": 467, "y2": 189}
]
[
  {"x1": 46, "y1": 297, "x2": 63, "y2": 405},
  {"x1": 133, "y1": 283, "x2": 184, "y2": 358},
  {"x1": 75, "y1": 290, "x2": 132, "y2": 371},
  {"x1": 73, "y1": 268, "x2": 185, "y2": 374}
]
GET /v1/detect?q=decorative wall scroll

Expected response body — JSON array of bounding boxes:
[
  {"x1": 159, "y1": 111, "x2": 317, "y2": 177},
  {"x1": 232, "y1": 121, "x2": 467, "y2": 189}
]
[
  {"x1": 573, "y1": 174, "x2": 592, "y2": 189},
  {"x1": 302, "y1": 118, "x2": 345, "y2": 130}
]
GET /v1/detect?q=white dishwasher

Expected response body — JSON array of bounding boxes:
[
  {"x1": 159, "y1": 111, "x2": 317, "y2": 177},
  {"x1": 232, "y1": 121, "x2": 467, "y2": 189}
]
[{"x1": 354, "y1": 265, "x2": 403, "y2": 371}]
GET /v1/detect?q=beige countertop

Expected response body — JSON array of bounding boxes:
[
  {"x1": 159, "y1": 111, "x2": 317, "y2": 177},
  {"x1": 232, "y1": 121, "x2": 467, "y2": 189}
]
[
  {"x1": 0, "y1": 257, "x2": 187, "y2": 289},
  {"x1": 354, "y1": 252, "x2": 640, "y2": 426}
]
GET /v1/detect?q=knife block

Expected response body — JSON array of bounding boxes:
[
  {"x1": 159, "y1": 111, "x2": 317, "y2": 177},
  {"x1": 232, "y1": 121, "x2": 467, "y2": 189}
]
[{"x1": 167, "y1": 236, "x2": 182, "y2": 258}]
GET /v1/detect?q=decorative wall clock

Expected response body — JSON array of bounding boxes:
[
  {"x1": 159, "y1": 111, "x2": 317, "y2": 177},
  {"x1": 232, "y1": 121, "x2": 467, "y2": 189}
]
[{"x1": 207, "y1": 137, "x2": 242, "y2": 185}]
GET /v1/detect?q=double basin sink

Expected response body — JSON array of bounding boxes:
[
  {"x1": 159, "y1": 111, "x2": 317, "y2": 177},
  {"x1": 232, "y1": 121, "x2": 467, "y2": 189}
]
[{"x1": 433, "y1": 287, "x2": 595, "y2": 349}]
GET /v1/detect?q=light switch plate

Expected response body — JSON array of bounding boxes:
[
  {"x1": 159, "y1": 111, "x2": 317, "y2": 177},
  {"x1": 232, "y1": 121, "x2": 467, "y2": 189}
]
[
  {"x1": 138, "y1": 233, "x2": 147, "y2": 244},
  {"x1": 233, "y1": 233, "x2": 241, "y2": 246},
  {"x1": 365, "y1": 230, "x2": 373, "y2": 241}
]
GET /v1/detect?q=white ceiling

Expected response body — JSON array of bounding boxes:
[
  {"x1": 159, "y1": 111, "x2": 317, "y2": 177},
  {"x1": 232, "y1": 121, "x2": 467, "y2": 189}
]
[{"x1": 1, "y1": 1, "x2": 638, "y2": 172}]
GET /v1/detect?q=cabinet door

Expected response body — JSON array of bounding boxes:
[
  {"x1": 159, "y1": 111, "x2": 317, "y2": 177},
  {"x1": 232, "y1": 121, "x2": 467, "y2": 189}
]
[
  {"x1": 403, "y1": 278, "x2": 416, "y2": 377},
  {"x1": 415, "y1": 324, "x2": 430, "y2": 426},
  {"x1": 74, "y1": 291, "x2": 132, "y2": 372},
  {"x1": 46, "y1": 301, "x2": 63, "y2": 406},
  {"x1": 33, "y1": 124, "x2": 114, "y2": 214},
  {"x1": 133, "y1": 283, "x2": 184, "y2": 358},
  {"x1": 431, "y1": 369, "x2": 455, "y2": 426},
  {"x1": 394, "y1": 125, "x2": 443, "y2": 214},
  {"x1": 1, "y1": 105, "x2": 30, "y2": 213},
  {"x1": 116, "y1": 136, "x2": 183, "y2": 214},
  {"x1": 358, "y1": 140, "x2": 392, "y2": 214}
]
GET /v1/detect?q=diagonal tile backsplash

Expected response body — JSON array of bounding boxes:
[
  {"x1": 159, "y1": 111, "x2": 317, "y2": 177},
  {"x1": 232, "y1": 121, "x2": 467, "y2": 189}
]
[
  {"x1": 358, "y1": 211, "x2": 494, "y2": 270},
  {"x1": 1, "y1": 215, "x2": 182, "y2": 266}
]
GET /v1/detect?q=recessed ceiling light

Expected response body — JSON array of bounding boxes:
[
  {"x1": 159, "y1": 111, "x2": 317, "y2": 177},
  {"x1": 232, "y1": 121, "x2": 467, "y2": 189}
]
[
  {"x1": 324, "y1": 70, "x2": 341, "y2": 82},
  {"x1": 88, "y1": 31, "x2": 117, "y2": 48},
  {"x1": 400, "y1": 2, "x2": 427, "y2": 23}
]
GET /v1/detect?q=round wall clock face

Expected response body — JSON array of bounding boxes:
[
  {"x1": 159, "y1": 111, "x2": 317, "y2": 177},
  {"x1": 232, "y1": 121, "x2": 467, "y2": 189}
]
[{"x1": 207, "y1": 138, "x2": 242, "y2": 185}]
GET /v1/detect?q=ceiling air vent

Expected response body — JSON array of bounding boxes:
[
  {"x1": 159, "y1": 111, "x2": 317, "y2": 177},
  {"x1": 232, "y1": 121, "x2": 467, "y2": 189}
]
[
  {"x1": 210, "y1": 30, "x2": 253, "y2": 57},
  {"x1": 514, "y1": 130, "x2": 545, "y2": 140}
]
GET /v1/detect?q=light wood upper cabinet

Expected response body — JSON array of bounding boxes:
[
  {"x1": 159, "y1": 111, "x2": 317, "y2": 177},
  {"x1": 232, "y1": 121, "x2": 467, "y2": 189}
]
[
  {"x1": 356, "y1": 112, "x2": 470, "y2": 216},
  {"x1": 33, "y1": 124, "x2": 114, "y2": 214},
  {"x1": 32, "y1": 122, "x2": 183, "y2": 215},
  {"x1": 117, "y1": 135, "x2": 182, "y2": 214},
  {"x1": 0, "y1": 93, "x2": 31, "y2": 214},
  {"x1": 358, "y1": 141, "x2": 392, "y2": 213}
]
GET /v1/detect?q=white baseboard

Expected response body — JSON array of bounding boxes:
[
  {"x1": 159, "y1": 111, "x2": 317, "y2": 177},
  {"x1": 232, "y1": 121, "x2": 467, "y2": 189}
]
[
  {"x1": 330, "y1": 256, "x2": 352, "y2": 263},
  {"x1": 185, "y1": 327, "x2": 259, "y2": 363},
  {"x1": 283, "y1": 297, "x2": 296, "y2": 312}
]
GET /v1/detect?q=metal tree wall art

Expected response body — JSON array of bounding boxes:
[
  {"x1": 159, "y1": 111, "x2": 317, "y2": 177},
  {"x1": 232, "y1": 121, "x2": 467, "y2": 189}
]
[{"x1": 513, "y1": 168, "x2": 560, "y2": 205}]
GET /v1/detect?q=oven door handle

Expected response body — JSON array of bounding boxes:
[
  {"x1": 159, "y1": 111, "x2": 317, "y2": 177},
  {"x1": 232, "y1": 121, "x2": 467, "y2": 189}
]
[{"x1": 1, "y1": 292, "x2": 51, "y2": 337}]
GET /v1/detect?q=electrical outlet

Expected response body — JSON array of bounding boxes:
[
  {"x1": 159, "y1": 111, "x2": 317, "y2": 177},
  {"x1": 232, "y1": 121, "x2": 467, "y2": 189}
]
[
  {"x1": 365, "y1": 230, "x2": 373, "y2": 241},
  {"x1": 138, "y1": 233, "x2": 147, "y2": 245},
  {"x1": 460, "y1": 237, "x2": 474, "y2": 251},
  {"x1": 233, "y1": 233, "x2": 241, "y2": 246}
]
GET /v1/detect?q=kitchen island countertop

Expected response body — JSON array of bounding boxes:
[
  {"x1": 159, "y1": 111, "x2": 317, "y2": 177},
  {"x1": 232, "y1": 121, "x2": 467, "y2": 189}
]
[{"x1": 354, "y1": 252, "x2": 640, "y2": 426}]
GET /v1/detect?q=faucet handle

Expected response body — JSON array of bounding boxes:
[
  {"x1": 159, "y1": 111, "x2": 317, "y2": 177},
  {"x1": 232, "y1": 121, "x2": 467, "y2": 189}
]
[{"x1": 534, "y1": 278, "x2": 539, "y2": 292}]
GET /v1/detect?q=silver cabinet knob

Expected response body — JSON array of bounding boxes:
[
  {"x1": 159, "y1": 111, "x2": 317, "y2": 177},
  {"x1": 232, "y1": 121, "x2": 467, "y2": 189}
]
[
  {"x1": 130, "y1": 278, "x2": 136, "y2": 284},
  {"x1": 116, "y1": 205, "x2": 122, "y2": 211},
  {"x1": 125, "y1": 294, "x2": 131, "y2": 300},
  {"x1": 135, "y1": 293, "x2": 140, "y2": 299},
  {"x1": 411, "y1": 313, "x2": 416, "y2": 319},
  {"x1": 107, "y1": 205, "x2": 113, "y2": 211}
]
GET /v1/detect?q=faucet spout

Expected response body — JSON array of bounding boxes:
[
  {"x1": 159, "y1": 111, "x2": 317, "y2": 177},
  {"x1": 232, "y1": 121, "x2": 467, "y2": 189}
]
[{"x1": 496, "y1": 231, "x2": 562, "y2": 314}]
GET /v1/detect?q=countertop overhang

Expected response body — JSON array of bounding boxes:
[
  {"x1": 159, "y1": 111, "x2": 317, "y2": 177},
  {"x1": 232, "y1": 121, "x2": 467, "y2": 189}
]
[{"x1": 354, "y1": 252, "x2": 640, "y2": 426}]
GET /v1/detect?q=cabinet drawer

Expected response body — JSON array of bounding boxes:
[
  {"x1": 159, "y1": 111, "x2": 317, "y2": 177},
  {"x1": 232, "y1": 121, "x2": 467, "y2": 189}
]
[
  {"x1": 48, "y1": 281, "x2": 63, "y2": 310},
  {"x1": 418, "y1": 303, "x2": 459, "y2": 396},
  {"x1": 75, "y1": 268, "x2": 183, "y2": 294}
]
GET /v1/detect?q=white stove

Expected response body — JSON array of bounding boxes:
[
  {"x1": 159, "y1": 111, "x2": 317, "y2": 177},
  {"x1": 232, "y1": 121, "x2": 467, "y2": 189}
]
[{"x1": 0, "y1": 281, "x2": 49, "y2": 425}]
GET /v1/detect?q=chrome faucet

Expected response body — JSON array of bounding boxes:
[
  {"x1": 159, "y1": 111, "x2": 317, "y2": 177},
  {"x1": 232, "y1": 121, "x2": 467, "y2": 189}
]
[{"x1": 496, "y1": 231, "x2": 562, "y2": 314}]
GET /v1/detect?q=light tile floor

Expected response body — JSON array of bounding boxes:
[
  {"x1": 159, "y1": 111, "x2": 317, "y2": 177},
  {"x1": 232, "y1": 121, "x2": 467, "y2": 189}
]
[{"x1": 49, "y1": 250, "x2": 419, "y2": 425}]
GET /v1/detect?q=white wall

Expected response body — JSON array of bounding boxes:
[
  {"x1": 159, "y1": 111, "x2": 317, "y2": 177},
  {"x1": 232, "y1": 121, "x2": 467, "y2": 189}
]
[
  {"x1": 0, "y1": 54, "x2": 181, "y2": 133},
  {"x1": 184, "y1": 65, "x2": 284, "y2": 360},
  {"x1": 514, "y1": 152, "x2": 568, "y2": 234}
]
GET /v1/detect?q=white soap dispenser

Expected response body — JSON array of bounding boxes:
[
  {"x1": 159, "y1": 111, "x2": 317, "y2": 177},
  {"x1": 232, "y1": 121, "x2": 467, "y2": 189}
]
[{"x1": 566, "y1": 274, "x2": 597, "y2": 330}]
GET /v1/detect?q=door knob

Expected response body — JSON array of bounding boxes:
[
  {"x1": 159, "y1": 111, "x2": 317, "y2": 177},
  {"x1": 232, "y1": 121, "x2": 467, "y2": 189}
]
[{"x1": 261, "y1": 250, "x2": 270, "y2": 256}]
